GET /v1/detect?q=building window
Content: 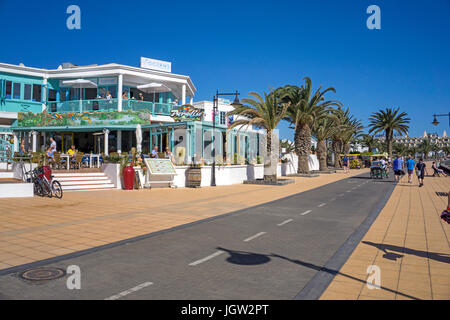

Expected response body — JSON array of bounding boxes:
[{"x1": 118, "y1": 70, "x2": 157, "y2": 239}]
[
  {"x1": 48, "y1": 89, "x2": 57, "y2": 102},
  {"x1": 32, "y1": 84, "x2": 42, "y2": 102},
  {"x1": 5, "y1": 81, "x2": 12, "y2": 99},
  {"x1": 13, "y1": 82, "x2": 21, "y2": 99},
  {"x1": 220, "y1": 111, "x2": 226, "y2": 125},
  {"x1": 24, "y1": 84, "x2": 32, "y2": 100}
]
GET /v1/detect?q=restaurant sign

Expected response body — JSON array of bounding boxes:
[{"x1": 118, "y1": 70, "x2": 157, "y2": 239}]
[
  {"x1": 170, "y1": 105, "x2": 204, "y2": 122},
  {"x1": 17, "y1": 110, "x2": 152, "y2": 127}
]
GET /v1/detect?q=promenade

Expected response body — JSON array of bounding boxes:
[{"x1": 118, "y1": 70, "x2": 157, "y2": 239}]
[{"x1": 321, "y1": 170, "x2": 450, "y2": 300}]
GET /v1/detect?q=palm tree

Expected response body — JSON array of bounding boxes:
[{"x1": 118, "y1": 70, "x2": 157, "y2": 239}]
[
  {"x1": 312, "y1": 113, "x2": 337, "y2": 171},
  {"x1": 330, "y1": 107, "x2": 362, "y2": 167},
  {"x1": 392, "y1": 142, "x2": 408, "y2": 156},
  {"x1": 280, "y1": 77, "x2": 341, "y2": 174},
  {"x1": 418, "y1": 138, "x2": 433, "y2": 160},
  {"x1": 228, "y1": 90, "x2": 288, "y2": 182},
  {"x1": 368, "y1": 107, "x2": 410, "y2": 159},
  {"x1": 360, "y1": 134, "x2": 378, "y2": 153}
]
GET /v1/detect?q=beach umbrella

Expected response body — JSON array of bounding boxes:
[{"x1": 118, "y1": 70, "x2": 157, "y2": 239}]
[
  {"x1": 136, "y1": 124, "x2": 142, "y2": 154},
  {"x1": 62, "y1": 79, "x2": 97, "y2": 112}
]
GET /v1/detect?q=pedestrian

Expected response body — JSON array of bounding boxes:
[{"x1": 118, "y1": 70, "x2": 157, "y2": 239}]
[
  {"x1": 393, "y1": 155, "x2": 404, "y2": 184},
  {"x1": 415, "y1": 158, "x2": 428, "y2": 187},
  {"x1": 342, "y1": 155, "x2": 349, "y2": 173},
  {"x1": 49, "y1": 137, "x2": 57, "y2": 153},
  {"x1": 150, "y1": 145, "x2": 159, "y2": 158},
  {"x1": 406, "y1": 156, "x2": 415, "y2": 183},
  {"x1": 441, "y1": 191, "x2": 450, "y2": 224}
]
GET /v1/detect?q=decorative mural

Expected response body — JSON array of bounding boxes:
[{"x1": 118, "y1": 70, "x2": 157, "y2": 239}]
[
  {"x1": 17, "y1": 110, "x2": 152, "y2": 127},
  {"x1": 170, "y1": 104, "x2": 204, "y2": 122}
]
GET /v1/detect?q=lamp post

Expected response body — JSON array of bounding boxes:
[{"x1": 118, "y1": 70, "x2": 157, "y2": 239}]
[
  {"x1": 432, "y1": 113, "x2": 450, "y2": 126},
  {"x1": 211, "y1": 90, "x2": 242, "y2": 186}
]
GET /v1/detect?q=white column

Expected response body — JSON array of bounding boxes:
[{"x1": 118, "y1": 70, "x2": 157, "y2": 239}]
[
  {"x1": 42, "y1": 77, "x2": 48, "y2": 112},
  {"x1": 13, "y1": 132, "x2": 18, "y2": 153},
  {"x1": 189, "y1": 96, "x2": 194, "y2": 105},
  {"x1": 117, "y1": 73, "x2": 123, "y2": 112},
  {"x1": 117, "y1": 130, "x2": 122, "y2": 153},
  {"x1": 103, "y1": 129, "x2": 110, "y2": 156},
  {"x1": 32, "y1": 131, "x2": 37, "y2": 152},
  {"x1": 181, "y1": 84, "x2": 186, "y2": 105}
]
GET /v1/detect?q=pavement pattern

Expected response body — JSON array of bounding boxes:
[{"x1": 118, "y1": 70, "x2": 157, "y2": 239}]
[
  {"x1": 320, "y1": 171, "x2": 450, "y2": 300},
  {"x1": 0, "y1": 169, "x2": 395, "y2": 300}
]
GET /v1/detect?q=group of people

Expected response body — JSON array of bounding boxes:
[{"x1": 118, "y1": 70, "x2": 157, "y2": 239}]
[
  {"x1": 122, "y1": 91, "x2": 144, "y2": 101},
  {"x1": 392, "y1": 155, "x2": 428, "y2": 187},
  {"x1": 45, "y1": 138, "x2": 78, "y2": 168},
  {"x1": 149, "y1": 145, "x2": 175, "y2": 163}
]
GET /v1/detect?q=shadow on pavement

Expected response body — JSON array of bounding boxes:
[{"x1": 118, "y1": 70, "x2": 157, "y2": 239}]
[
  {"x1": 362, "y1": 241, "x2": 450, "y2": 264},
  {"x1": 216, "y1": 247, "x2": 420, "y2": 300}
]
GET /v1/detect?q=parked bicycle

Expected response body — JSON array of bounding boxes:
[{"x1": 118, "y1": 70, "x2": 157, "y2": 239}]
[{"x1": 27, "y1": 166, "x2": 63, "y2": 199}]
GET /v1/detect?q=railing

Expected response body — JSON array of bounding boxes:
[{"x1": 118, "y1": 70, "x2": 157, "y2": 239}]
[
  {"x1": 0, "y1": 138, "x2": 13, "y2": 162},
  {"x1": 47, "y1": 99, "x2": 174, "y2": 116}
]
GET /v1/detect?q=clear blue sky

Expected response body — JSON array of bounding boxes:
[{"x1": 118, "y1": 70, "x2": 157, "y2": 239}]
[{"x1": 1, "y1": 0, "x2": 449, "y2": 140}]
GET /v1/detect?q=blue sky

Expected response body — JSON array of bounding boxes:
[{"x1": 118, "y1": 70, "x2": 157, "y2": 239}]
[{"x1": 1, "y1": 0, "x2": 449, "y2": 140}]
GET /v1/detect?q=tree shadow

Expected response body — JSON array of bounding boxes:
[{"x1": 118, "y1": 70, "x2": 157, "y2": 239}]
[
  {"x1": 216, "y1": 247, "x2": 420, "y2": 300},
  {"x1": 362, "y1": 241, "x2": 450, "y2": 264}
]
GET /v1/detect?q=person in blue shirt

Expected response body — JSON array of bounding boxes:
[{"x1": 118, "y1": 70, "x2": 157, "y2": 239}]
[
  {"x1": 150, "y1": 146, "x2": 159, "y2": 158},
  {"x1": 415, "y1": 158, "x2": 428, "y2": 187},
  {"x1": 406, "y1": 156, "x2": 415, "y2": 184},
  {"x1": 393, "y1": 155, "x2": 404, "y2": 183}
]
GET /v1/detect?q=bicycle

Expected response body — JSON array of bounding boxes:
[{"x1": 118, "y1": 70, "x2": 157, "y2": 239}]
[{"x1": 28, "y1": 166, "x2": 63, "y2": 199}]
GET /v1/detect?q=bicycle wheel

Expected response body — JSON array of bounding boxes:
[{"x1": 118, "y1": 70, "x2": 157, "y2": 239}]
[
  {"x1": 42, "y1": 180, "x2": 52, "y2": 197},
  {"x1": 33, "y1": 181, "x2": 43, "y2": 196},
  {"x1": 52, "y1": 180, "x2": 63, "y2": 199}
]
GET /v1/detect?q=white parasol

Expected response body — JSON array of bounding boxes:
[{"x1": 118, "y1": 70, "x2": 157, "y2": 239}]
[{"x1": 136, "y1": 124, "x2": 142, "y2": 154}]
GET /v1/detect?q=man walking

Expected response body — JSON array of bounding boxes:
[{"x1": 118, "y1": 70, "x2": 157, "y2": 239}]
[
  {"x1": 416, "y1": 158, "x2": 428, "y2": 187},
  {"x1": 406, "y1": 156, "x2": 415, "y2": 183},
  {"x1": 393, "y1": 155, "x2": 404, "y2": 184}
]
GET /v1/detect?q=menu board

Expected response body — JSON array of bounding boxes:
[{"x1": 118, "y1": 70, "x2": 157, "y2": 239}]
[{"x1": 144, "y1": 158, "x2": 176, "y2": 175}]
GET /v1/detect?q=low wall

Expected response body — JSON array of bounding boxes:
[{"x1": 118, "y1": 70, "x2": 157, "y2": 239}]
[
  {"x1": 0, "y1": 182, "x2": 34, "y2": 198},
  {"x1": 102, "y1": 163, "x2": 122, "y2": 189}
]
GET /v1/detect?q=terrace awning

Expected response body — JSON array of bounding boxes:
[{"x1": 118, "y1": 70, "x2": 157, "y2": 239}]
[{"x1": 137, "y1": 83, "x2": 171, "y2": 93}]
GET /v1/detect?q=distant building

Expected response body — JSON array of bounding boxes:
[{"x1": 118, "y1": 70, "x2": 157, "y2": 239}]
[{"x1": 377, "y1": 131, "x2": 450, "y2": 148}]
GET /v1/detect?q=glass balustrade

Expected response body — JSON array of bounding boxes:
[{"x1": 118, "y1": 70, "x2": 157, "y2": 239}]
[{"x1": 47, "y1": 99, "x2": 174, "y2": 116}]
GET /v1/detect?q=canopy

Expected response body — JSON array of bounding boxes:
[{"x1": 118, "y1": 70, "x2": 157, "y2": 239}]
[
  {"x1": 137, "y1": 83, "x2": 171, "y2": 93},
  {"x1": 61, "y1": 79, "x2": 98, "y2": 88}
]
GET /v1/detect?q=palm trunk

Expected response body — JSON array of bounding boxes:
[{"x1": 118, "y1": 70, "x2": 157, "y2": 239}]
[
  {"x1": 332, "y1": 140, "x2": 342, "y2": 168},
  {"x1": 295, "y1": 124, "x2": 311, "y2": 174},
  {"x1": 386, "y1": 130, "x2": 393, "y2": 159},
  {"x1": 263, "y1": 130, "x2": 277, "y2": 182},
  {"x1": 317, "y1": 139, "x2": 327, "y2": 171}
]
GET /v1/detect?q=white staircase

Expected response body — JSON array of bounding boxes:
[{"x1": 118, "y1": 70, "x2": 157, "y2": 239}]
[{"x1": 53, "y1": 172, "x2": 115, "y2": 192}]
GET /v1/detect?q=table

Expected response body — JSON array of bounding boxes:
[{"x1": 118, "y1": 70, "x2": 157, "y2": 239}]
[
  {"x1": 60, "y1": 154, "x2": 70, "y2": 170},
  {"x1": 88, "y1": 154, "x2": 101, "y2": 168}
]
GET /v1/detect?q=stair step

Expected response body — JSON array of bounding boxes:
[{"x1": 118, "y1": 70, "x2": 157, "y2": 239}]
[
  {"x1": 56, "y1": 176, "x2": 110, "y2": 181},
  {"x1": 62, "y1": 183, "x2": 115, "y2": 190},
  {"x1": 53, "y1": 172, "x2": 105, "y2": 177},
  {"x1": 64, "y1": 187, "x2": 116, "y2": 192},
  {"x1": 60, "y1": 180, "x2": 112, "y2": 186}
]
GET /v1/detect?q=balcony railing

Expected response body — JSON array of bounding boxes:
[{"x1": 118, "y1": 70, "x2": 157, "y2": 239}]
[{"x1": 47, "y1": 99, "x2": 174, "y2": 116}]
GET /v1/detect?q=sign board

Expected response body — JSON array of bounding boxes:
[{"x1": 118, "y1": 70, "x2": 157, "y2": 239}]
[
  {"x1": 144, "y1": 158, "x2": 176, "y2": 175},
  {"x1": 170, "y1": 104, "x2": 204, "y2": 121},
  {"x1": 140, "y1": 57, "x2": 172, "y2": 73}
]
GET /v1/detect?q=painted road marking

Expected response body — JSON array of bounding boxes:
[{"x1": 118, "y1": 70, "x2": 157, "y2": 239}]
[
  {"x1": 318, "y1": 203, "x2": 326, "y2": 207},
  {"x1": 346, "y1": 190, "x2": 352, "y2": 193},
  {"x1": 330, "y1": 198, "x2": 337, "y2": 201},
  {"x1": 339, "y1": 194, "x2": 344, "y2": 197},
  {"x1": 189, "y1": 250, "x2": 224, "y2": 266},
  {"x1": 244, "y1": 232, "x2": 266, "y2": 242},
  {"x1": 105, "y1": 282, "x2": 153, "y2": 300},
  {"x1": 301, "y1": 210, "x2": 312, "y2": 216},
  {"x1": 277, "y1": 219, "x2": 293, "y2": 226}
]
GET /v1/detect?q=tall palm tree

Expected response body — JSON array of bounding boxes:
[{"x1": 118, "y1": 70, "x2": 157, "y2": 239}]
[
  {"x1": 360, "y1": 134, "x2": 378, "y2": 153},
  {"x1": 228, "y1": 90, "x2": 288, "y2": 182},
  {"x1": 418, "y1": 138, "x2": 433, "y2": 160},
  {"x1": 312, "y1": 113, "x2": 337, "y2": 171},
  {"x1": 280, "y1": 77, "x2": 341, "y2": 174},
  {"x1": 368, "y1": 107, "x2": 410, "y2": 159}
]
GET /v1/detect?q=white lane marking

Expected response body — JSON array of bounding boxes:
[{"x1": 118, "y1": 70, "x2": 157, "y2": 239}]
[
  {"x1": 339, "y1": 193, "x2": 344, "y2": 197},
  {"x1": 244, "y1": 232, "x2": 266, "y2": 242},
  {"x1": 318, "y1": 203, "x2": 326, "y2": 207},
  {"x1": 330, "y1": 198, "x2": 337, "y2": 201},
  {"x1": 189, "y1": 250, "x2": 224, "y2": 266},
  {"x1": 105, "y1": 282, "x2": 153, "y2": 300},
  {"x1": 277, "y1": 219, "x2": 293, "y2": 226},
  {"x1": 301, "y1": 210, "x2": 312, "y2": 216},
  {"x1": 346, "y1": 190, "x2": 351, "y2": 193}
]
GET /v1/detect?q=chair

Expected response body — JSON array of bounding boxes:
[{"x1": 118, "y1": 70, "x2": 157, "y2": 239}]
[
  {"x1": 54, "y1": 152, "x2": 66, "y2": 170},
  {"x1": 72, "y1": 152, "x2": 84, "y2": 170}
]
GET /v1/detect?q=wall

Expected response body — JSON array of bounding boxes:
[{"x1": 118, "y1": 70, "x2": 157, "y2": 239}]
[
  {"x1": 0, "y1": 183, "x2": 33, "y2": 198},
  {"x1": 102, "y1": 163, "x2": 122, "y2": 189}
]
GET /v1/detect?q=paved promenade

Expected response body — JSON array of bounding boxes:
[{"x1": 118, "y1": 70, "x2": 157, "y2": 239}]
[
  {"x1": 320, "y1": 171, "x2": 450, "y2": 300},
  {"x1": 0, "y1": 169, "x2": 366, "y2": 272}
]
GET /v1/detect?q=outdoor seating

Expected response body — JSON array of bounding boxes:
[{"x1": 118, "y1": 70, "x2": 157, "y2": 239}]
[
  {"x1": 54, "y1": 152, "x2": 66, "y2": 170},
  {"x1": 72, "y1": 152, "x2": 85, "y2": 170}
]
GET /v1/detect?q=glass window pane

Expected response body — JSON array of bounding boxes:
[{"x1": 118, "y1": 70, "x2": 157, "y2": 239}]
[
  {"x1": 84, "y1": 88, "x2": 97, "y2": 100},
  {"x1": 24, "y1": 84, "x2": 32, "y2": 100},
  {"x1": 59, "y1": 88, "x2": 67, "y2": 101},
  {"x1": 13, "y1": 83, "x2": 21, "y2": 99},
  {"x1": 32, "y1": 84, "x2": 42, "y2": 102},
  {"x1": 5, "y1": 81, "x2": 12, "y2": 99},
  {"x1": 48, "y1": 89, "x2": 57, "y2": 101}
]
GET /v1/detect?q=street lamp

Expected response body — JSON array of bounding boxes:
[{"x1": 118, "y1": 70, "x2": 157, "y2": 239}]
[
  {"x1": 211, "y1": 90, "x2": 241, "y2": 186},
  {"x1": 431, "y1": 112, "x2": 450, "y2": 126}
]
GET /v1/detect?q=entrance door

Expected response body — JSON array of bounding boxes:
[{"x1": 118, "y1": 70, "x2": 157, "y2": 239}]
[{"x1": 61, "y1": 133, "x2": 74, "y2": 153}]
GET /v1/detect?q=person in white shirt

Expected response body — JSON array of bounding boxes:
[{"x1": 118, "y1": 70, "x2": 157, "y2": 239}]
[{"x1": 49, "y1": 137, "x2": 57, "y2": 153}]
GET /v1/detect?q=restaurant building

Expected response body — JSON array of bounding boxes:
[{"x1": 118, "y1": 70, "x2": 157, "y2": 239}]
[{"x1": 0, "y1": 58, "x2": 263, "y2": 165}]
